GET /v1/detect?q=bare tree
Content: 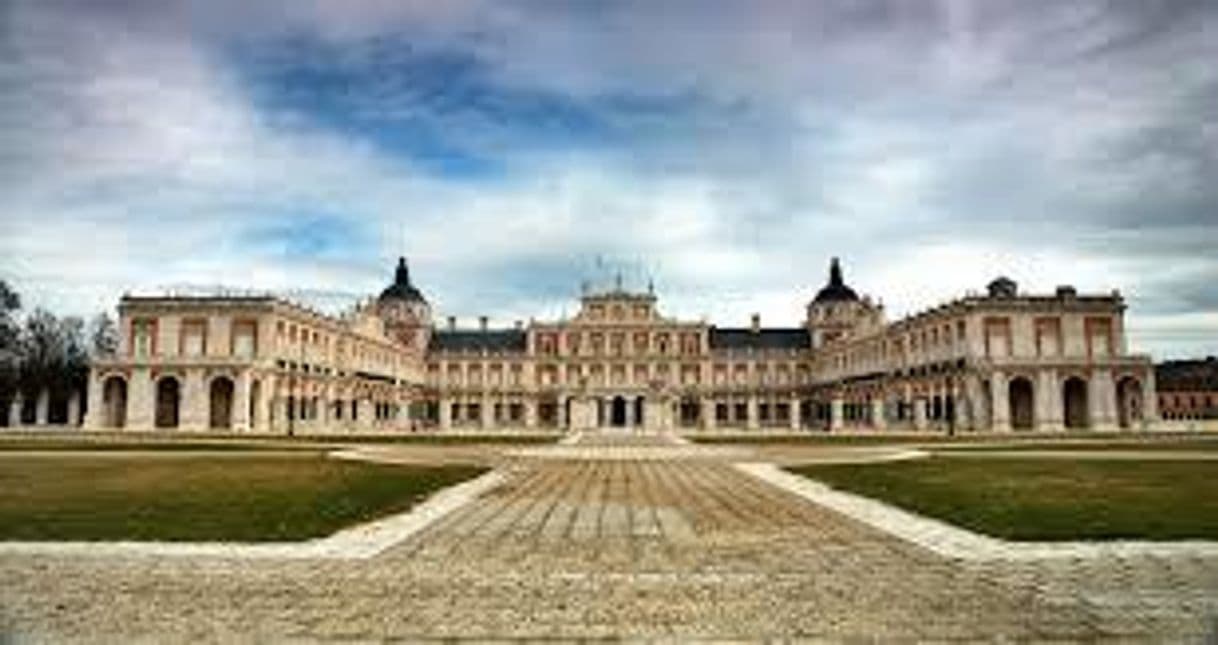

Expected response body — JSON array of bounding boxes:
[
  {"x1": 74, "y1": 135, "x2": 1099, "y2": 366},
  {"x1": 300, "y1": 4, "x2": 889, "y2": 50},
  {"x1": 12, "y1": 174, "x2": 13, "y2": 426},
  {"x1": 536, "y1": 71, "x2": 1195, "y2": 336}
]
[
  {"x1": 89, "y1": 312, "x2": 119, "y2": 359},
  {"x1": 18, "y1": 309, "x2": 63, "y2": 398},
  {"x1": 0, "y1": 280, "x2": 21, "y2": 395}
]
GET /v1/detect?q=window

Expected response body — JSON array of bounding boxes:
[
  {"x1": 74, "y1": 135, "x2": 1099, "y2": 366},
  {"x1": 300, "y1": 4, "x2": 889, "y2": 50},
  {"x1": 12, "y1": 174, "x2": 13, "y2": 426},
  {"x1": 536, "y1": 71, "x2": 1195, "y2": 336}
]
[
  {"x1": 132, "y1": 319, "x2": 156, "y2": 357},
  {"x1": 232, "y1": 320, "x2": 257, "y2": 358},
  {"x1": 180, "y1": 320, "x2": 206, "y2": 357}
]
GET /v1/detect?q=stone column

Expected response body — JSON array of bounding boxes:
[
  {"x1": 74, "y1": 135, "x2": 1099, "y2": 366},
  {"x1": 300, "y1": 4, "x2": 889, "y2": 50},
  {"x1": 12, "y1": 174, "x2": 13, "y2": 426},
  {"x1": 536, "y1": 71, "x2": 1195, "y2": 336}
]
[
  {"x1": 233, "y1": 371, "x2": 252, "y2": 432},
  {"x1": 9, "y1": 393, "x2": 22, "y2": 427},
  {"x1": 128, "y1": 369, "x2": 154, "y2": 430},
  {"x1": 1035, "y1": 370, "x2": 1062, "y2": 432},
  {"x1": 568, "y1": 397, "x2": 589, "y2": 429},
  {"x1": 989, "y1": 371, "x2": 1010, "y2": 432},
  {"x1": 829, "y1": 397, "x2": 844, "y2": 432},
  {"x1": 396, "y1": 396, "x2": 410, "y2": 427},
  {"x1": 439, "y1": 397, "x2": 451, "y2": 430},
  {"x1": 1090, "y1": 369, "x2": 1118, "y2": 431},
  {"x1": 84, "y1": 373, "x2": 104, "y2": 430},
  {"x1": 913, "y1": 398, "x2": 928, "y2": 431},
  {"x1": 898, "y1": 384, "x2": 911, "y2": 429},
  {"x1": 255, "y1": 375, "x2": 274, "y2": 434},
  {"x1": 525, "y1": 399, "x2": 537, "y2": 429},
  {"x1": 355, "y1": 399, "x2": 370, "y2": 430},
  {"x1": 790, "y1": 396, "x2": 801, "y2": 431},
  {"x1": 962, "y1": 375, "x2": 984, "y2": 432},
  {"x1": 480, "y1": 395, "x2": 492, "y2": 430},
  {"x1": 746, "y1": 395, "x2": 759, "y2": 430},
  {"x1": 68, "y1": 390, "x2": 81, "y2": 427},
  {"x1": 269, "y1": 395, "x2": 284, "y2": 434},
  {"x1": 1142, "y1": 368, "x2": 1159, "y2": 428},
  {"x1": 702, "y1": 398, "x2": 717, "y2": 431},
  {"x1": 183, "y1": 371, "x2": 206, "y2": 432},
  {"x1": 35, "y1": 389, "x2": 49, "y2": 426},
  {"x1": 871, "y1": 398, "x2": 887, "y2": 431},
  {"x1": 644, "y1": 397, "x2": 664, "y2": 434}
]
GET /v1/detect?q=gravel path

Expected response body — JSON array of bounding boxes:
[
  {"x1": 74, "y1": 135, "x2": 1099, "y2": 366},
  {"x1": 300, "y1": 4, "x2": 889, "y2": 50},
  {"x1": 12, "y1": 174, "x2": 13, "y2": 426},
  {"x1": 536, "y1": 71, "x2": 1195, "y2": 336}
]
[{"x1": 2, "y1": 435, "x2": 1216, "y2": 640}]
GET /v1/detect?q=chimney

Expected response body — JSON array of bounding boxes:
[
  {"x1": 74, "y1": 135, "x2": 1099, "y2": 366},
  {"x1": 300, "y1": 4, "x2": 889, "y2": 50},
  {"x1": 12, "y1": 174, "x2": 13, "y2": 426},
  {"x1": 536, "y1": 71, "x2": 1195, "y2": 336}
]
[
  {"x1": 479, "y1": 315, "x2": 488, "y2": 332},
  {"x1": 447, "y1": 316, "x2": 456, "y2": 331},
  {"x1": 750, "y1": 313, "x2": 760, "y2": 333}
]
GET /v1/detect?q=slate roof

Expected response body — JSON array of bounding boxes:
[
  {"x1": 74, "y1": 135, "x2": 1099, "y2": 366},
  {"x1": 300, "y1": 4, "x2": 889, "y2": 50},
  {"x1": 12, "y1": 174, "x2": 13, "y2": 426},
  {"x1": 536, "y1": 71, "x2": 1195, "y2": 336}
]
[
  {"x1": 1156, "y1": 358, "x2": 1218, "y2": 391},
  {"x1": 708, "y1": 327, "x2": 810, "y2": 351},
  {"x1": 429, "y1": 329, "x2": 528, "y2": 353}
]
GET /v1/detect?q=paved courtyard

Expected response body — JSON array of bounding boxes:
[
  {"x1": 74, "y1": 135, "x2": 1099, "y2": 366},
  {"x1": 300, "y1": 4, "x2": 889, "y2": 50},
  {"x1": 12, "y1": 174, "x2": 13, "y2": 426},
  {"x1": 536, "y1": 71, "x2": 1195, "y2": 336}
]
[{"x1": 2, "y1": 434, "x2": 1217, "y2": 641}]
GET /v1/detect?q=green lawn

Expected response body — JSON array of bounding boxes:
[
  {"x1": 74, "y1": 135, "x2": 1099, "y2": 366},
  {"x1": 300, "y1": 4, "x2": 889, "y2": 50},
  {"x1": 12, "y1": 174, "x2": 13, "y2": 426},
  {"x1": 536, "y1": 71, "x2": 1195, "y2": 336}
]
[
  {"x1": 0, "y1": 454, "x2": 485, "y2": 542},
  {"x1": 932, "y1": 438, "x2": 1218, "y2": 452},
  {"x1": 0, "y1": 433, "x2": 559, "y2": 452},
  {"x1": 298, "y1": 433, "x2": 559, "y2": 444},
  {"x1": 791, "y1": 457, "x2": 1218, "y2": 541},
  {"x1": 689, "y1": 434, "x2": 929, "y2": 445},
  {"x1": 0, "y1": 439, "x2": 316, "y2": 452},
  {"x1": 693, "y1": 432, "x2": 1218, "y2": 450}
]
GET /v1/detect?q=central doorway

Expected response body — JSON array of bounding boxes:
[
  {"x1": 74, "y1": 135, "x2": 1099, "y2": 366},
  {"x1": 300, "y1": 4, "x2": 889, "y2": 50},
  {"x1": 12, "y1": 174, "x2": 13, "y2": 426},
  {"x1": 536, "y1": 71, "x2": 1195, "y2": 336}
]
[{"x1": 610, "y1": 396, "x2": 627, "y2": 427}]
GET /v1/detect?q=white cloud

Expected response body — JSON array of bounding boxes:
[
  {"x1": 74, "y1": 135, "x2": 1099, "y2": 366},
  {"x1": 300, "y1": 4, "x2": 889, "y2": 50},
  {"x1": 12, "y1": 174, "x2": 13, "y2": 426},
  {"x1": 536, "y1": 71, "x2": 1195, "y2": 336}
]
[{"x1": 1, "y1": 0, "x2": 1215, "y2": 360}]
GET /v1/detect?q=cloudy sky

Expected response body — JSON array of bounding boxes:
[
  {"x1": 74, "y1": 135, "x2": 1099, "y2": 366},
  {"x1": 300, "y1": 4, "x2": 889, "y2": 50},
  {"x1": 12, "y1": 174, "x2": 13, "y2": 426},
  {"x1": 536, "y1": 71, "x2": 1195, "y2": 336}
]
[{"x1": 1, "y1": 0, "x2": 1215, "y2": 357}]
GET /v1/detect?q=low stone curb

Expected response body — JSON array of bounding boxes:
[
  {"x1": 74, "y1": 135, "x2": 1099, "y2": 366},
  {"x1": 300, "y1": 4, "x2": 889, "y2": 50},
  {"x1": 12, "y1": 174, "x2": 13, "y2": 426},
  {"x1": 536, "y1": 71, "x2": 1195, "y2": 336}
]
[
  {"x1": 0, "y1": 468, "x2": 505, "y2": 560},
  {"x1": 737, "y1": 461, "x2": 1218, "y2": 561}
]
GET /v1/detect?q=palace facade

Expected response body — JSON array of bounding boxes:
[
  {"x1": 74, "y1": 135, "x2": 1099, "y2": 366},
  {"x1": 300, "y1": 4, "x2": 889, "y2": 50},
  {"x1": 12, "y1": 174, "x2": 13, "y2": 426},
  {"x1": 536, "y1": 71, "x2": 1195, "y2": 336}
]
[{"x1": 84, "y1": 257, "x2": 1159, "y2": 434}]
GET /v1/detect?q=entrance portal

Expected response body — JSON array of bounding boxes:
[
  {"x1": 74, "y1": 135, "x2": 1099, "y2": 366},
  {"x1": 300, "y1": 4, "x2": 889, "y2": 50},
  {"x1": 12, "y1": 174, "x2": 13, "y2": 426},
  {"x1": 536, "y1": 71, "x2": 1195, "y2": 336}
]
[
  {"x1": 610, "y1": 396, "x2": 627, "y2": 427},
  {"x1": 1063, "y1": 377, "x2": 1089, "y2": 430}
]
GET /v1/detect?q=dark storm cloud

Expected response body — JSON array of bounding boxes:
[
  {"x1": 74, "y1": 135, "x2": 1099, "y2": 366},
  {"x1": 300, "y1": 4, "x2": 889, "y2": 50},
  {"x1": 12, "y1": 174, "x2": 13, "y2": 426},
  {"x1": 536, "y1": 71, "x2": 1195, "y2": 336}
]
[{"x1": 1, "y1": 0, "x2": 1215, "y2": 357}]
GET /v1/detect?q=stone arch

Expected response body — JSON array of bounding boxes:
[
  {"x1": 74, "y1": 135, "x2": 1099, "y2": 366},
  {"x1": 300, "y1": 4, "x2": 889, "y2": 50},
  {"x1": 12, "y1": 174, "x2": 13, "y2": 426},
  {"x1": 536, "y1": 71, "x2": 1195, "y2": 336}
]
[
  {"x1": 155, "y1": 376, "x2": 181, "y2": 429},
  {"x1": 1063, "y1": 376, "x2": 1089, "y2": 430},
  {"x1": 1008, "y1": 376, "x2": 1035, "y2": 430},
  {"x1": 209, "y1": 376, "x2": 235, "y2": 429},
  {"x1": 1117, "y1": 375, "x2": 1143, "y2": 429},
  {"x1": 102, "y1": 376, "x2": 128, "y2": 428}
]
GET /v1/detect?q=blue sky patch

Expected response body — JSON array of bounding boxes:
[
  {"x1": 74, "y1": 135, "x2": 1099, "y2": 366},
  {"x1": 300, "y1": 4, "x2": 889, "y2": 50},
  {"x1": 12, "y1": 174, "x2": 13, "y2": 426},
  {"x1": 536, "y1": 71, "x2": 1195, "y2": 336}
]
[{"x1": 240, "y1": 211, "x2": 372, "y2": 260}]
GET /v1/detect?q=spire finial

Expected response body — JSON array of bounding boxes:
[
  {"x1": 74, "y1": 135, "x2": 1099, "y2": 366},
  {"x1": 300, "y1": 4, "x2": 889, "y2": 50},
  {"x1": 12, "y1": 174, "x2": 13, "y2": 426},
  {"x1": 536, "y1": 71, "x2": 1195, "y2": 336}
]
[
  {"x1": 395, "y1": 256, "x2": 410, "y2": 285},
  {"x1": 829, "y1": 257, "x2": 843, "y2": 287}
]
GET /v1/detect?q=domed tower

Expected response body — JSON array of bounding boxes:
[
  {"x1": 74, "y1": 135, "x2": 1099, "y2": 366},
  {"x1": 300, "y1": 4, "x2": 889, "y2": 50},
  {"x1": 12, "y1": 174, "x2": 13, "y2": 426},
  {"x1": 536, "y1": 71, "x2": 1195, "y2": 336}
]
[
  {"x1": 376, "y1": 257, "x2": 432, "y2": 353},
  {"x1": 805, "y1": 257, "x2": 884, "y2": 348}
]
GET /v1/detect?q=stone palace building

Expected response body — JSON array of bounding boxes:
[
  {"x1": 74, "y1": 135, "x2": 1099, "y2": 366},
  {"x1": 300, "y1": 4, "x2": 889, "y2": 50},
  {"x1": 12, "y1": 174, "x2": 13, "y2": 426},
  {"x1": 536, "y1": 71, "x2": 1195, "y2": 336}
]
[{"x1": 84, "y1": 257, "x2": 1159, "y2": 434}]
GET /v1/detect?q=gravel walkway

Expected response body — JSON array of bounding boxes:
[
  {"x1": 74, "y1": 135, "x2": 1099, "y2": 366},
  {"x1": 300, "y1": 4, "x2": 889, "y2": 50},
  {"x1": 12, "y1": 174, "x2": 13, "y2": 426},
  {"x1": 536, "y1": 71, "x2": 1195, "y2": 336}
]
[{"x1": 1, "y1": 434, "x2": 1216, "y2": 640}]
